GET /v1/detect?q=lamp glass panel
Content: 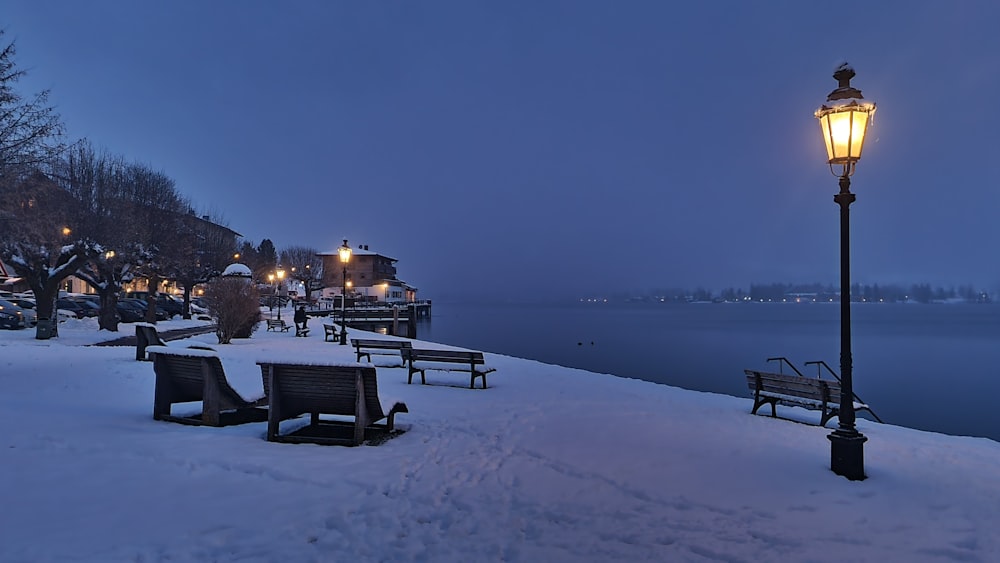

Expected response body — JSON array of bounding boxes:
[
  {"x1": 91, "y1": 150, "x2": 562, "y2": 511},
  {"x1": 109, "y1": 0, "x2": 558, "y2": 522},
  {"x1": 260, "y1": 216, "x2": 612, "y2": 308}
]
[
  {"x1": 820, "y1": 114, "x2": 836, "y2": 162},
  {"x1": 819, "y1": 106, "x2": 872, "y2": 163},
  {"x1": 848, "y1": 109, "x2": 870, "y2": 160},
  {"x1": 339, "y1": 248, "x2": 351, "y2": 263}
]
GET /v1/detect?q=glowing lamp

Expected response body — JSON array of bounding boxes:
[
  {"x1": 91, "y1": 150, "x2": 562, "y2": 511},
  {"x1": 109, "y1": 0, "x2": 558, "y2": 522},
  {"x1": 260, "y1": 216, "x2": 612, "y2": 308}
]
[
  {"x1": 338, "y1": 239, "x2": 352, "y2": 264},
  {"x1": 815, "y1": 63, "x2": 876, "y2": 176}
]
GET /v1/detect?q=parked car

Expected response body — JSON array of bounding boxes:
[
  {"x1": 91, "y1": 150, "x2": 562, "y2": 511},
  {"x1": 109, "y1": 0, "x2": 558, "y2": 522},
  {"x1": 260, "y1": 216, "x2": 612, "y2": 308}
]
[
  {"x1": 5, "y1": 297, "x2": 38, "y2": 327},
  {"x1": 0, "y1": 298, "x2": 27, "y2": 329},
  {"x1": 115, "y1": 299, "x2": 146, "y2": 323},
  {"x1": 126, "y1": 292, "x2": 183, "y2": 318},
  {"x1": 56, "y1": 298, "x2": 98, "y2": 319},
  {"x1": 119, "y1": 298, "x2": 168, "y2": 322}
]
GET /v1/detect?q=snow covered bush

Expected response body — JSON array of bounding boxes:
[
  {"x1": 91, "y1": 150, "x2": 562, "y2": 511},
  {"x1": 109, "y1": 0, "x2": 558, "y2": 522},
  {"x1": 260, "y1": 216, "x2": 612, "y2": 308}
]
[{"x1": 203, "y1": 276, "x2": 260, "y2": 344}]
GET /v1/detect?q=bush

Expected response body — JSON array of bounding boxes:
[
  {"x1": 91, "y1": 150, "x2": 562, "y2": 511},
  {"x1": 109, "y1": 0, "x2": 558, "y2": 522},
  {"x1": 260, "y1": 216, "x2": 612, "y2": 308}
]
[{"x1": 204, "y1": 277, "x2": 260, "y2": 344}]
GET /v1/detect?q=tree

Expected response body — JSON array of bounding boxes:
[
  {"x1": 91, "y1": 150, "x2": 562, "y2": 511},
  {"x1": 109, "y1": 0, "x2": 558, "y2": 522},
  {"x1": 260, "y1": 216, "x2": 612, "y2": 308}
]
[
  {"x1": 123, "y1": 164, "x2": 187, "y2": 323},
  {"x1": 279, "y1": 245, "x2": 324, "y2": 302},
  {"x1": 0, "y1": 32, "x2": 66, "y2": 175},
  {"x1": 255, "y1": 239, "x2": 277, "y2": 281},
  {"x1": 53, "y1": 142, "x2": 136, "y2": 330},
  {"x1": 0, "y1": 172, "x2": 98, "y2": 335},
  {"x1": 204, "y1": 276, "x2": 260, "y2": 344},
  {"x1": 171, "y1": 212, "x2": 239, "y2": 319}
]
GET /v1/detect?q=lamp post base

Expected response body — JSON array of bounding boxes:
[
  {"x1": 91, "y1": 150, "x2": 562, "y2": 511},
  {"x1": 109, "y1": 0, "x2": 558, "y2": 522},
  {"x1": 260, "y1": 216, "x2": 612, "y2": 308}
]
[{"x1": 828, "y1": 429, "x2": 868, "y2": 481}]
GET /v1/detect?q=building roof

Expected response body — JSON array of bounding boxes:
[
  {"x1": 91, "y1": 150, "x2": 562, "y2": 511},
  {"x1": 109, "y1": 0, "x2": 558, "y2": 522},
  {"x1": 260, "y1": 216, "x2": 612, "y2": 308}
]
[{"x1": 317, "y1": 244, "x2": 396, "y2": 262}]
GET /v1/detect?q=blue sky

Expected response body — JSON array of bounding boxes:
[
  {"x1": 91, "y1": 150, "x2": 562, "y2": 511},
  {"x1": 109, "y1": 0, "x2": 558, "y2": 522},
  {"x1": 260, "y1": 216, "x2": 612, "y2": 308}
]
[{"x1": 5, "y1": 2, "x2": 1000, "y2": 299}]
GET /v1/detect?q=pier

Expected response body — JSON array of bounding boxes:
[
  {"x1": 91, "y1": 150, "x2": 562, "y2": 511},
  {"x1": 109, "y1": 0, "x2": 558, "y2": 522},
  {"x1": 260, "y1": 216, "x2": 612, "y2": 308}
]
[{"x1": 299, "y1": 300, "x2": 431, "y2": 338}]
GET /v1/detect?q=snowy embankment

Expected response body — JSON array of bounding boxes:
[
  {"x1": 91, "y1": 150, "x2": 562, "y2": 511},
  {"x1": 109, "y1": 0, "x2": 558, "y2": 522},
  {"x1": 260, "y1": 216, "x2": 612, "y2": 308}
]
[{"x1": 0, "y1": 317, "x2": 998, "y2": 562}]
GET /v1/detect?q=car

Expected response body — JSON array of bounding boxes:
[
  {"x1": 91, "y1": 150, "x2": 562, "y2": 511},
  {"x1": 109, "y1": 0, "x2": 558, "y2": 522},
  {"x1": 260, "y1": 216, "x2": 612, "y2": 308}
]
[
  {"x1": 115, "y1": 299, "x2": 146, "y2": 323},
  {"x1": 56, "y1": 298, "x2": 97, "y2": 319},
  {"x1": 126, "y1": 292, "x2": 183, "y2": 318},
  {"x1": 4, "y1": 297, "x2": 38, "y2": 327},
  {"x1": 119, "y1": 298, "x2": 169, "y2": 322},
  {"x1": 0, "y1": 298, "x2": 27, "y2": 329}
]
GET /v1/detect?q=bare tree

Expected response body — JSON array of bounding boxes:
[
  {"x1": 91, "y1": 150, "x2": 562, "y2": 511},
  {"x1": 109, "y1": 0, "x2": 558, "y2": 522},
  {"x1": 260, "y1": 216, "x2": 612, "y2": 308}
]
[
  {"x1": 204, "y1": 276, "x2": 260, "y2": 344},
  {"x1": 54, "y1": 142, "x2": 136, "y2": 330},
  {"x1": 123, "y1": 164, "x2": 187, "y2": 323},
  {"x1": 0, "y1": 31, "x2": 66, "y2": 175},
  {"x1": 280, "y1": 245, "x2": 324, "y2": 302},
  {"x1": 171, "y1": 212, "x2": 239, "y2": 319},
  {"x1": 0, "y1": 171, "x2": 98, "y2": 335}
]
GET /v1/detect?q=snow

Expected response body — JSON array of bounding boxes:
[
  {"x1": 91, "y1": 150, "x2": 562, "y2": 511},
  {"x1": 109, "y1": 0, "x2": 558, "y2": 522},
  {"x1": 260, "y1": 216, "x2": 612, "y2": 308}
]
[
  {"x1": 1, "y1": 314, "x2": 998, "y2": 561},
  {"x1": 221, "y1": 263, "x2": 252, "y2": 277}
]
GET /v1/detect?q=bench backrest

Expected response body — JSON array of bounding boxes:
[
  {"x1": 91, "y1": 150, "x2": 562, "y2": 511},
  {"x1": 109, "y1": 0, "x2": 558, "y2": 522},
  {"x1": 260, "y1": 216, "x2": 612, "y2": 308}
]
[
  {"x1": 137, "y1": 324, "x2": 166, "y2": 345},
  {"x1": 135, "y1": 324, "x2": 167, "y2": 360},
  {"x1": 352, "y1": 338, "x2": 411, "y2": 351},
  {"x1": 267, "y1": 319, "x2": 284, "y2": 326},
  {"x1": 151, "y1": 349, "x2": 250, "y2": 407},
  {"x1": 744, "y1": 370, "x2": 842, "y2": 403},
  {"x1": 406, "y1": 348, "x2": 486, "y2": 364},
  {"x1": 258, "y1": 363, "x2": 385, "y2": 420}
]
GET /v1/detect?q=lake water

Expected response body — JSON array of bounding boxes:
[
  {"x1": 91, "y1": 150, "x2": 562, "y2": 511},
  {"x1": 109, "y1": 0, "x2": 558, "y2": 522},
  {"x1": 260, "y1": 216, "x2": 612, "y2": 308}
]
[{"x1": 415, "y1": 300, "x2": 1000, "y2": 442}]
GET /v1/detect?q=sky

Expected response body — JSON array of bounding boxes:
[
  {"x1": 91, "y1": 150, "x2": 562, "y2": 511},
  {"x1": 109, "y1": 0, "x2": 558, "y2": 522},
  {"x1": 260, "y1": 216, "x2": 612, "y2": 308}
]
[
  {"x1": 4, "y1": 2, "x2": 1000, "y2": 300},
  {"x1": 2, "y1": 316, "x2": 999, "y2": 560}
]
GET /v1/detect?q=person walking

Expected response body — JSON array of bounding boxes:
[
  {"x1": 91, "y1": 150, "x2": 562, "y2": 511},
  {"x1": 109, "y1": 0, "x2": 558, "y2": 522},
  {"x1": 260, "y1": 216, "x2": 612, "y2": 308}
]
[{"x1": 294, "y1": 305, "x2": 308, "y2": 334}]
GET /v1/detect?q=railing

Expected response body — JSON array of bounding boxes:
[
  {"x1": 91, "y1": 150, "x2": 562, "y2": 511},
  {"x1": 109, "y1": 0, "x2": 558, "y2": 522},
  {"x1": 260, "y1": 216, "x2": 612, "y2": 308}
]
[
  {"x1": 803, "y1": 360, "x2": 883, "y2": 423},
  {"x1": 765, "y1": 357, "x2": 804, "y2": 377}
]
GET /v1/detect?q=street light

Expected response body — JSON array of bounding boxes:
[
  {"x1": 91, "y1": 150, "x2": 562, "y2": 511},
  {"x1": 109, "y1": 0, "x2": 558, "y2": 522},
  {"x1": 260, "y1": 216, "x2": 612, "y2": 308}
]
[
  {"x1": 276, "y1": 268, "x2": 286, "y2": 321},
  {"x1": 267, "y1": 273, "x2": 275, "y2": 319},
  {"x1": 815, "y1": 62, "x2": 876, "y2": 481},
  {"x1": 338, "y1": 239, "x2": 352, "y2": 345}
]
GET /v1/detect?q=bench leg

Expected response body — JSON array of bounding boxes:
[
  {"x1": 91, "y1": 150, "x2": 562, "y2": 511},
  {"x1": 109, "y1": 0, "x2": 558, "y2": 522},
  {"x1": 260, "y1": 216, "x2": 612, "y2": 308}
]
[{"x1": 751, "y1": 396, "x2": 777, "y2": 418}]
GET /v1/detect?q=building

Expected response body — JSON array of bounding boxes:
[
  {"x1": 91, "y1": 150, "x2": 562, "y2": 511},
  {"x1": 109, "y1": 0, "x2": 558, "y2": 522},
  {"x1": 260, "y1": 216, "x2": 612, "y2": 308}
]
[{"x1": 317, "y1": 244, "x2": 418, "y2": 304}]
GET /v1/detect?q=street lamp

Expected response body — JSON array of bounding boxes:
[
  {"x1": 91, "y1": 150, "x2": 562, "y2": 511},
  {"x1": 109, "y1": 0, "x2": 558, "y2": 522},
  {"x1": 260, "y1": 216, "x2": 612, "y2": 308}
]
[
  {"x1": 267, "y1": 273, "x2": 276, "y2": 318},
  {"x1": 276, "y1": 268, "x2": 286, "y2": 321},
  {"x1": 338, "y1": 239, "x2": 352, "y2": 345},
  {"x1": 815, "y1": 62, "x2": 876, "y2": 481}
]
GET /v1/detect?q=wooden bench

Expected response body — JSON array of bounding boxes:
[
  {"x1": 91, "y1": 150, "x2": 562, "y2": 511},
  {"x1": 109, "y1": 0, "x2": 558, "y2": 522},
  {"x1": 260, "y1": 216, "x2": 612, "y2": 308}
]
[
  {"x1": 148, "y1": 346, "x2": 268, "y2": 427},
  {"x1": 267, "y1": 318, "x2": 290, "y2": 332},
  {"x1": 258, "y1": 362, "x2": 408, "y2": 446},
  {"x1": 744, "y1": 369, "x2": 873, "y2": 427},
  {"x1": 403, "y1": 348, "x2": 496, "y2": 389},
  {"x1": 135, "y1": 323, "x2": 167, "y2": 361},
  {"x1": 351, "y1": 338, "x2": 412, "y2": 366}
]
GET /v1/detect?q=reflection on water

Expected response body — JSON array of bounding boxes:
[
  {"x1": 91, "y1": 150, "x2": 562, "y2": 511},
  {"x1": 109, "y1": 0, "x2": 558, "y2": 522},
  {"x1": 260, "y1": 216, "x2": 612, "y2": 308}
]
[{"x1": 416, "y1": 301, "x2": 1000, "y2": 442}]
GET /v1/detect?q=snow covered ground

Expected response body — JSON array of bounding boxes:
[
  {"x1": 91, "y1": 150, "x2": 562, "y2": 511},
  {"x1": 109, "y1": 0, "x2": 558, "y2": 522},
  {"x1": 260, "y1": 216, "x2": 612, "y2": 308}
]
[{"x1": 1, "y1": 315, "x2": 998, "y2": 562}]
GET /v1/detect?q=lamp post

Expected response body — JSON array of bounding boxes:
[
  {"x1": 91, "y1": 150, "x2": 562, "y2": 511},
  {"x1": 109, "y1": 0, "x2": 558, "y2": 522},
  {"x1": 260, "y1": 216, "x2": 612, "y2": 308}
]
[
  {"x1": 267, "y1": 273, "x2": 275, "y2": 318},
  {"x1": 276, "y1": 268, "x2": 286, "y2": 321},
  {"x1": 815, "y1": 62, "x2": 876, "y2": 481},
  {"x1": 338, "y1": 239, "x2": 352, "y2": 345}
]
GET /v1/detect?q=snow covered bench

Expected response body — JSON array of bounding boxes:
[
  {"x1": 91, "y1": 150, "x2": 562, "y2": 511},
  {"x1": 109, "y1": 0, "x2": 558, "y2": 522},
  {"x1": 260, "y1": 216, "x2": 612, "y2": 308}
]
[
  {"x1": 258, "y1": 361, "x2": 408, "y2": 446},
  {"x1": 135, "y1": 323, "x2": 167, "y2": 361},
  {"x1": 351, "y1": 338, "x2": 411, "y2": 367},
  {"x1": 267, "y1": 319, "x2": 290, "y2": 332},
  {"x1": 744, "y1": 370, "x2": 873, "y2": 427},
  {"x1": 148, "y1": 346, "x2": 268, "y2": 427},
  {"x1": 403, "y1": 348, "x2": 496, "y2": 389}
]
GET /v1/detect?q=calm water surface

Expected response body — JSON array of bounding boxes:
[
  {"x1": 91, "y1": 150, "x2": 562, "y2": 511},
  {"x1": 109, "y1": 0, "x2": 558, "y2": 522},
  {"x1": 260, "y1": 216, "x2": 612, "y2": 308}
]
[{"x1": 416, "y1": 300, "x2": 1000, "y2": 442}]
